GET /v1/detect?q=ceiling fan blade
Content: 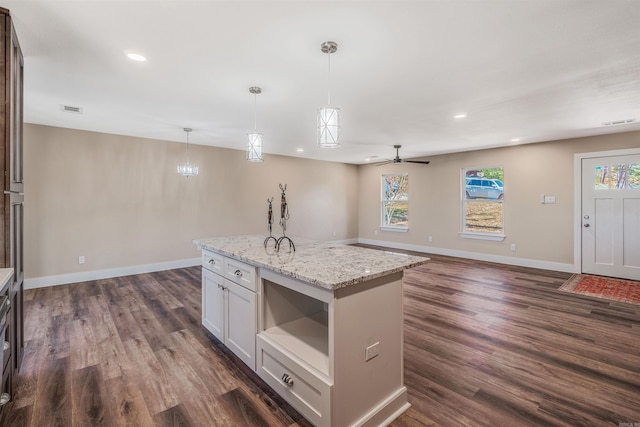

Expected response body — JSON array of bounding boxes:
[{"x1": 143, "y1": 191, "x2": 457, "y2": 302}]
[
  {"x1": 403, "y1": 160, "x2": 431, "y2": 165},
  {"x1": 373, "y1": 160, "x2": 394, "y2": 166}
]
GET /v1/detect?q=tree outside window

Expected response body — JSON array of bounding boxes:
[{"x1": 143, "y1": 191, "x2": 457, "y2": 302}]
[
  {"x1": 463, "y1": 167, "x2": 504, "y2": 235},
  {"x1": 382, "y1": 174, "x2": 409, "y2": 228}
]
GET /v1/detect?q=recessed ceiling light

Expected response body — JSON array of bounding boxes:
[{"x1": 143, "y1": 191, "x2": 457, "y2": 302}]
[
  {"x1": 454, "y1": 113, "x2": 467, "y2": 119},
  {"x1": 296, "y1": 148, "x2": 304, "y2": 153},
  {"x1": 510, "y1": 137, "x2": 521, "y2": 142},
  {"x1": 126, "y1": 52, "x2": 147, "y2": 62},
  {"x1": 364, "y1": 155, "x2": 379, "y2": 162}
]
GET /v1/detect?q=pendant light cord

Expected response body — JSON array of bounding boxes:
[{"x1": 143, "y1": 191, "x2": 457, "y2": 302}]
[
  {"x1": 327, "y1": 51, "x2": 332, "y2": 106},
  {"x1": 253, "y1": 92, "x2": 258, "y2": 131},
  {"x1": 186, "y1": 130, "x2": 190, "y2": 165}
]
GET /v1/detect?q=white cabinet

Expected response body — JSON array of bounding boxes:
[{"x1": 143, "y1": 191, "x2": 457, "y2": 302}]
[
  {"x1": 201, "y1": 250, "x2": 257, "y2": 370},
  {"x1": 257, "y1": 268, "x2": 408, "y2": 427},
  {"x1": 224, "y1": 278, "x2": 256, "y2": 367},
  {"x1": 202, "y1": 269, "x2": 225, "y2": 340}
]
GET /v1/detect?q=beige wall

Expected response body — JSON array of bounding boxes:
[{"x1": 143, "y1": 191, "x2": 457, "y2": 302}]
[
  {"x1": 358, "y1": 130, "x2": 640, "y2": 267},
  {"x1": 24, "y1": 124, "x2": 359, "y2": 279},
  {"x1": 24, "y1": 124, "x2": 639, "y2": 281}
]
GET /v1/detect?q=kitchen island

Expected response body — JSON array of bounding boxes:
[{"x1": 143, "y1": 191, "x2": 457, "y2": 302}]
[{"x1": 193, "y1": 235, "x2": 428, "y2": 427}]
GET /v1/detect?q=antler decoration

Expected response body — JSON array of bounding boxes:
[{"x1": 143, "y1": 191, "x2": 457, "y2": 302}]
[
  {"x1": 276, "y1": 184, "x2": 295, "y2": 252},
  {"x1": 264, "y1": 197, "x2": 277, "y2": 248}
]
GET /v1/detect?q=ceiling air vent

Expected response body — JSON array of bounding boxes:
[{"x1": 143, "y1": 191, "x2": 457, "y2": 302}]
[
  {"x1": 602, "y1": 118, "x2": 635, "y2": 126},
  {"x1": 61, "y1": 105, "x2": 83, "y2": 114}
]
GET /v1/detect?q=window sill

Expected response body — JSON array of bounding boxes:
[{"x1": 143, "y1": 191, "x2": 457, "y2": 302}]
[
  {"x1": 380, "y1": 226, "x2": 409, "y2": 233},
  {"x1": 459, "y1": 232, "x2": 506, "y2": 242}
]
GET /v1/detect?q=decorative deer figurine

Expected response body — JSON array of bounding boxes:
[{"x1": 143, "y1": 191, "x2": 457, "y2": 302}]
[
  {"x1": 264, "y1": 197, "x2": 277, "y2": 248},
  {"x1": 276, "y1": 184, "x2": 295, "y2": 251}
]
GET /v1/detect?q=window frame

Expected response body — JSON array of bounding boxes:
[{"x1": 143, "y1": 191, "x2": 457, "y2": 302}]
[
  {"x1": 380, "y1": 173, "x2": 409, "y2": 232},
  {"x1": 460, "y1": 167, "x2": 506, "y2": 241}
]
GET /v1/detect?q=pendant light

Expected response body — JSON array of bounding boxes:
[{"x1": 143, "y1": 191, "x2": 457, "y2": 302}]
[
  {"x1": 177, "y1": 128, "x2": 199, "y2": 177},
  {"x1": 247, "y1": 86, "x2": 264, "y2": 162},
  {"x1": 318, "y1": 41, "x2": 340, "y2": 148}
]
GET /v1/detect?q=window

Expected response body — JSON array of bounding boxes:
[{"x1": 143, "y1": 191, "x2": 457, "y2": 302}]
[
  {"x1": 594, "y1": 164, "x2": 640, "y2": 190},
  {"x1": 461, "y1": 167, "x2": 505, "y2": 241},
  {"x1": 381, "y1": 174, "x2": 409, "y2": 231}
]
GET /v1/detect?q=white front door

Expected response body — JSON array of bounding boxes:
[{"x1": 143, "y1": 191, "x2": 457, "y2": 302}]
[{"x1": 581, "y1": 154, "x2": 640, "y2": 280}]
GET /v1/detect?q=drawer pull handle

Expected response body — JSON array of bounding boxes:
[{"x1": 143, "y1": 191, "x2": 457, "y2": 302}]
[
  {"x1": 234, "y1": 269, "x2": 243, "y2": 277},
  {"x1": 0, "y1": 393, "x2": 10, "y2": 405},
  {"x1": 2, "y1": 341, "x2": 8, "y2": 351},
  {"x1": 281, "y1": 373, "x2": 294, "y2": 386},
  {"x1": 208, "y1": 259, "x2": 215, "y2": 265}
]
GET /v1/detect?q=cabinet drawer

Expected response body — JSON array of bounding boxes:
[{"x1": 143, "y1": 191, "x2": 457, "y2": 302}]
[
  {"x1": 202, "y1": 250, "x2": 224, "y2": 275},
  {"x1": 257, "y1": 335, "x2": 332, "y2": 427},
  {"x1": 224, "y1": 258, "x2": 256, "y2": 292}
]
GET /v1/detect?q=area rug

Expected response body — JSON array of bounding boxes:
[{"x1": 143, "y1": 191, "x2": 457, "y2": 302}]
[{"x1": 559, "y1": 274, "x2": 640, "y2": 305}]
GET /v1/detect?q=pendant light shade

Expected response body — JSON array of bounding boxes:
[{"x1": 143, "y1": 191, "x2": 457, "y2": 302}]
[
  {"x1": 177, "y1": 128, "x2": 198, "y2": 177},
  {"x1": 317, "y1": 106, "x2": 340, "y2": 148},
  {"x1": 318, "y1": 41, "x2": 340, "y2": 148},
  {"x1": 247, "y1": 132, "x2": 263, "y2": 162},
  {"x1": 247, "y1": 86, "x2": 264, "y2": 162}
]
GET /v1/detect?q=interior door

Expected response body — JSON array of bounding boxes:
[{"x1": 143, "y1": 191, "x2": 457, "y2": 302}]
[{"x1": 581, "y1": 155, "x2": 640, "y2": 280}]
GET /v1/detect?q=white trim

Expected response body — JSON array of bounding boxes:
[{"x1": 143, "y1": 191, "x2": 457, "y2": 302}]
[
  {"x1": 380, "y1": 226, "x2": 409, "y2": 233},
  {"x1": 459, "y1": 232, "x2": 506, "y2": 242},
  {"x1": 573, "y1": 147, "x2": 640, "y2": 275},
  {"x1": 24, "y1": 257, "x2": 201, "y2": 289},
  {"x1": 329, "y1": 238, "x2": 359, "y2": 245},
  {"x1": 358, "y1": 238, "x2": 573, "y2": 273}
]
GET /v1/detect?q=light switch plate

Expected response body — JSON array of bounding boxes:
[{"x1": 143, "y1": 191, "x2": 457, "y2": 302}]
[{"x1": 365, "y1": 342, "x2": 380, "y2": 361}]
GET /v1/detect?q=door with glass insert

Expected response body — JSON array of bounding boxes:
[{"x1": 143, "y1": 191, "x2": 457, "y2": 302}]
[{"x1": 581, "y1": 154, "x2": 640, "y2": 280}]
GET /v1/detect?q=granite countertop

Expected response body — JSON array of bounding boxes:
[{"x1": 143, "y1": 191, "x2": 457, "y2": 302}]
[{"x1": 193, "y1": 235, "x2": 429, "y2": 290}]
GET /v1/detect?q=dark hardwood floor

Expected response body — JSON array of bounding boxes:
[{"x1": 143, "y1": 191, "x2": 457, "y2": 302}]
[{"x1": 1, "y1": 251, "x2": 639, "y2": 426}]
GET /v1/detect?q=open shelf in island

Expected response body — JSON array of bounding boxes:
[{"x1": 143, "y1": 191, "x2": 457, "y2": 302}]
[{"x1": 260, "y1": 310, "x2": 329, "y2": 377}]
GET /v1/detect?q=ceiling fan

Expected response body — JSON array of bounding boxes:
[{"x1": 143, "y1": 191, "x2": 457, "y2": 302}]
[{"x1": 375, "y1": 145, "x2": 430, "y2": 166}]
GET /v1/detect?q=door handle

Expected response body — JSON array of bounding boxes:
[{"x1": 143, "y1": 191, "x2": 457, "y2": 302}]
[{"x1": 583, "y1": 223, "x2": 590, "y2": 228}]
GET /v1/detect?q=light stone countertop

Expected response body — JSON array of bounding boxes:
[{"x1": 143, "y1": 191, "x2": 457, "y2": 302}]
[
  {"x1": 193, "y1": 235, "x2": 429, "y2": 290},
  {"x1": 0, "y1": 268, "x2": 13, "y2": 294}
]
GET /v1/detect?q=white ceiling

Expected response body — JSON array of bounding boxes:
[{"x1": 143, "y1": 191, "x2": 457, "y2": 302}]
[{"x1": 5, "y1": 0, "x2": 640, "y2": 164}]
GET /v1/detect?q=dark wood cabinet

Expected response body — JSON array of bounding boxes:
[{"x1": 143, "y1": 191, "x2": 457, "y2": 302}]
[{"x1": 0, "y1": 7, "x2": 24, "y2": 418}]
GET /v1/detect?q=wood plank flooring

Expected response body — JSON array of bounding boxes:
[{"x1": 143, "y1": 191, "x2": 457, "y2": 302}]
[{"x1": 1, "y1": 251, "x2": 639, "y2": 426}]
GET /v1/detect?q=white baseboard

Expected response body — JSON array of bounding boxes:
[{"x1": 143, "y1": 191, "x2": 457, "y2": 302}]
[
  {"x1": 24, "y1": 237, "x2": 572, "y2": 289},
  {"x1": 330, "y1": 237, "x2": 359, "y2": 245},
  {"x1": 358, "y1": 238, "x2": 574, "y2": 273},
  {"x1": 24, "y1": 257, "x2": 201, "y2": 290}
]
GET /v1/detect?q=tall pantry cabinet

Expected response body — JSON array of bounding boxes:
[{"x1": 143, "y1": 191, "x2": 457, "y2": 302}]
[{"x1": 0, "y1": 6, "x2": 24, "y2": 416}]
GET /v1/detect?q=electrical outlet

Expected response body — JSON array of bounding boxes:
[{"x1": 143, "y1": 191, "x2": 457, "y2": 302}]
[
  {"x1": 374, "y1": 230, "x2": 378, "y2": 236},
  {"x1": 78, "y1": 256, "x2": 86, "y2": 264},
  {"x1": 365, "y1": 342, "x2": 380, "y2": 361},
  {"x1": 333, "y1": 231, "x2": 336, "y2": 237},
  {"x1": 428, "y1": 236, "x2": 433, "y2": 242},
  {"x1": 510, "y1": 244, "x2": 516, "y2": 252}
]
